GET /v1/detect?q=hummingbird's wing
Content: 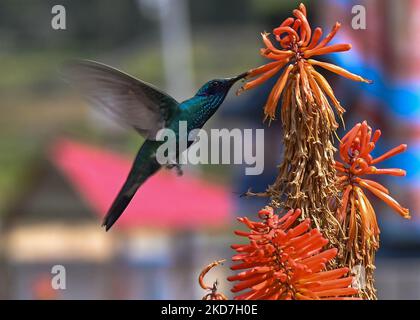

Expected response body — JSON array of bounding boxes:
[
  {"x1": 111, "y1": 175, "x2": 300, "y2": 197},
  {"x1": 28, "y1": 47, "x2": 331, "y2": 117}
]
[{"x1": 61, "y1": 60, "x2": 180, "y2": 140}]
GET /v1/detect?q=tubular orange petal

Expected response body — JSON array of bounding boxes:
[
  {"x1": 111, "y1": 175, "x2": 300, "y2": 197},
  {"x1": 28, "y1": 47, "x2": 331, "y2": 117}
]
[
  {"x1": 298, "y1": 3, "x2": 307, "y2": 17},
  {"x1": 357, "y1": 178, "x2": 390, "y2": 195},
  {"x1": 298, "y1": 60, "x2": 313, "y2": 103},
  {"x1": 301, "y1": 268, "x2": 350, "y2": 282},
  {"x1": 361, "y1": 181, "x2": 410, "y2": 218},
  {"x1": 372, "y1": 129, "x2": 381, "y2": 143},
  {"x1": 311, "y1": 277, "x2": 353, "y2": 291},
  {"x1": 292, "y1": 19, "x2": 302, "y2": 32},
  {"x1": 261, "y1": 33, "x2": 293, "y2": 56},
  {"x1": 314, "y1": 287, "x2": 359, "y2": 297},
  {"x1": 242, "y1": 62, "x2": 287, "y2": 92},
  {"x1": 296, "y1": 293, "x2": 313, "y2": 300},
  {"x1": 293, "y1": 9, "x2": 311, "y2": 46},
  {"x1": 348, "y1": 194, "x2": 357, "y2": 246},
  {"x1": 338, "y1": 185, "x2": 352, "y2": 223},
  {"x1": 361, "y1": 191, "x2": 380, "y2": 236},
  {"x1": 272, "y1": 26, "x2": 299, "y2": 41},
  {"x1": 264, "y1": 64, "x2": 294, "y2": 120},
  {"x1": 246, "y1": 60, "x2": 284, "y2": 77},
  {"x1": 261, "y1": 51, "x2": 293, "y2": 61},
  {"x1": 355, "y1": 187, "x2": 370, "y2": 224},
  {"x1": 338, "y1": 175, "x2": 349, "y2": 183},
  {"x1": 279, "y1": 17, "x2": 295, "y2": 28},
  {"x1": 306, "y1": 68, "x2": 324, "y2": 106},
  {"x1": 304, "y1": 44, "x2": 352, "y2": 58},
  {"x1": 371, "y1": 144, "x2": 408, "y2": 165},
  {"x1": 340, "y1": 123, "x2": 362, "y2": 162},
  {"x1": 308, "y1": 59, "x2": 372, "y2": 83},
  {"x1": 310, "y1": 68, "x2": 345, "y2": 114},
  {"x1": 341, "y1": 122, "x2": 361, "y2": 143},
  {"x1": 306, "y1": 28, "x2": 323, "y2": 51},
  {"x1": 368, "y1": 168, "x2": 406, "y2": 176},
  {"x1": 314, "y1": 22, "x2": 341, "y2": 49}
]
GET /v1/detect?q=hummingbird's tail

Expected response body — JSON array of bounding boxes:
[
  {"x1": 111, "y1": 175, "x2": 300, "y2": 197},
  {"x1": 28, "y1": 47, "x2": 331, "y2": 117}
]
[
  {"x1": 103, "y1": 146, "x2": 162, "y2": 231},
  {"x1": 102, "y1": 190, "x2": 135, "y2": 231}
]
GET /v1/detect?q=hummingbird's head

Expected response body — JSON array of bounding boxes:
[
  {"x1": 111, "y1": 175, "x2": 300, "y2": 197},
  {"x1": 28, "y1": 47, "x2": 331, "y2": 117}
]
[{"x1": 196, "y1": 72, "x2": 248, "y2": 106}]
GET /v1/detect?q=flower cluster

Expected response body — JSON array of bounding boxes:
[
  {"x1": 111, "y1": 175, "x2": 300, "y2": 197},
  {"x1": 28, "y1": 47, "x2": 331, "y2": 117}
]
[
  {"x1": 228, "y1": 207, "x2": 358, "y2": 300},
  {"x1": 238, "y1": 3, "x2": 371, "y2": 123},
  {"x1": 336, "y1": 121, "x2": 410, "y2": 246}
]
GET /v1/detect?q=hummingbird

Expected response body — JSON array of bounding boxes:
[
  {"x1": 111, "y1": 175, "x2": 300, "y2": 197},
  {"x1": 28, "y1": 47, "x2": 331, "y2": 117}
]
[{"x1": 63, "y1": 60, "x2": 247, "y2": 231}]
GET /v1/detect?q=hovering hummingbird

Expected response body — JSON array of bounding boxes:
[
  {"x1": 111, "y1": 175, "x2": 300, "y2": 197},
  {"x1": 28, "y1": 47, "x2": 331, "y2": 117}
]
[{"x1": 63, "y1": 60, "x2": 247, "y2": 231}]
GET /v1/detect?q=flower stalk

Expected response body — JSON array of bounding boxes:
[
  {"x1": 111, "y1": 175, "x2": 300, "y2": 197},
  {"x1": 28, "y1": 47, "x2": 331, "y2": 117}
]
[{"x1": 335, "y1": 121, "x2": 409, "y2": 299}]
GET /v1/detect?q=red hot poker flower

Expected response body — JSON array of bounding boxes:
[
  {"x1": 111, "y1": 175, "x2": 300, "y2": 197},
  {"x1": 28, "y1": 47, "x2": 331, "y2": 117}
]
[
  {"x1": 228, "y1": 207, "x2": 359, "y2": 300},
  {"x1": 336, "y1": 121, "x2": 410, "y2": 219},
  {"x1": 336, "y1": 121, "x2": 410, "y2": 248},
  {"x1": 238, "y1": 3, "x2": 371, "y2": 122}
]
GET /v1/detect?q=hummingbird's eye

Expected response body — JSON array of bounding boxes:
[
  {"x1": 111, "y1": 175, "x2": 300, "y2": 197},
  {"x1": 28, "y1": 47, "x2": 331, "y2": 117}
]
[
  {"x1": 198, "y1": 80, "x2": 224, "y2": 96},
  {"x1": 208, "y1": 81, "x2": 222, "y2": 93}
]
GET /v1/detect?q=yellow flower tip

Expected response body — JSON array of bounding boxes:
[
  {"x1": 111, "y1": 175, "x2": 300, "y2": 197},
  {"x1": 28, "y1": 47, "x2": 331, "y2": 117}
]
[
  {"x1": 236, "y1": 87, "x2": 244, "y2": 96},
  {"x1": 298, "y1": 3, "x2": 307, "y2": 17},
  {"x1": 263, "y1": 114, "x2": 274, "y2": 125}
]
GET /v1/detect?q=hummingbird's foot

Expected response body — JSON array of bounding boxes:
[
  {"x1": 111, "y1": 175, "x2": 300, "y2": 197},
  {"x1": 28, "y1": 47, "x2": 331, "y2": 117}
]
[
  {"x1": 175, "y1": 165, "x2": 183, "y2": 176},
  {"x1": 166, "y1": 164, "x2": 183, "y2": 176}
]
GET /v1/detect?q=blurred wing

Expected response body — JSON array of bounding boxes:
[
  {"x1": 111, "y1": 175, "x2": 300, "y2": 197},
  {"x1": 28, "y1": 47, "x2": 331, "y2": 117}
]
[{"x1": 61, "y1": 60, "x2": 180, "y2": 139}]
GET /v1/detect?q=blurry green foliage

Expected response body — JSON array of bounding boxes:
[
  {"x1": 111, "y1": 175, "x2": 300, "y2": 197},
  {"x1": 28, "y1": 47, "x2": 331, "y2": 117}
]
[
  {"x1": 250, "y1": 0, "x2": 309, "y2": 14},
  {"x1": 0, "y1": 0, "x2": 297, "y2": 211}
]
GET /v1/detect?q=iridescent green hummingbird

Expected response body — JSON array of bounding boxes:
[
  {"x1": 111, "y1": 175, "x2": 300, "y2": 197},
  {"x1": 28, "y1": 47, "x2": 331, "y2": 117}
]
[{"x1": 63, "y1": 60, "x2": 247, "y2": 231}]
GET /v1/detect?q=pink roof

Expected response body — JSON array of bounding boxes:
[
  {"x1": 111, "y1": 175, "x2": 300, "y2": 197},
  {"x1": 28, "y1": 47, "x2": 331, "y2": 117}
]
[{"x1": 50, "y1": 139, "x2": 233, "y2": 230}]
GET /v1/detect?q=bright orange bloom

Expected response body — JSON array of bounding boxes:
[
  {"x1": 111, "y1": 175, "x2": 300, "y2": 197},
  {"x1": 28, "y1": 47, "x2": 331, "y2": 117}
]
[
  {"x1": 336, "y1": 121, "x2": 410, "y2": 246},
  {"x1": 239, "y1": 3, "x2": 371, "y2": 122},
  {"x1": 228, "y1": 207, "x2": 359, "y2": 300}
]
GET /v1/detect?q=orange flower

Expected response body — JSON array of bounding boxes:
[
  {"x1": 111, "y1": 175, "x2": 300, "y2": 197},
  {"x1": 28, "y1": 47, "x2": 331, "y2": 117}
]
[
  {"x1": 199, "y1": 259, "x2": 228, "y2": 300},
  {"x1": 239, "y1": 3, "x2": 371, "y2": 122},
  {"x1": 228, "y1": 207, "x2": 359, "y2": 300},
  {"x1": 336, "y1": 121, "x2": 410, "y2": 246}
]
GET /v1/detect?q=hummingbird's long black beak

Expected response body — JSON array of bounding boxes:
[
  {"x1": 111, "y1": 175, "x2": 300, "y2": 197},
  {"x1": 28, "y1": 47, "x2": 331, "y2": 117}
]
[{"x1": 228, "y1": 71, "x2": 249, "y2": 84}]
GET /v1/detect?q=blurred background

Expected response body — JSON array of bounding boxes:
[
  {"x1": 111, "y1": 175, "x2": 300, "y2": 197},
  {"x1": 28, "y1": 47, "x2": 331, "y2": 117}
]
[{"x1": 0, "y1": 0, "x2": 419, "y2": 299}]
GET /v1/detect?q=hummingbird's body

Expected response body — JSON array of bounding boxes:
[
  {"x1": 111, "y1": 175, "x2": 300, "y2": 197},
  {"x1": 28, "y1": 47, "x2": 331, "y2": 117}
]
[{"x1": 63, "y1": 60, "x2": 246, "y2": 230}]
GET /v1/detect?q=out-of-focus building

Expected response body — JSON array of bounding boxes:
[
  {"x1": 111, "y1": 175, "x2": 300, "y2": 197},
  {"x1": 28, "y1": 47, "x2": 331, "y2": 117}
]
[{"x1": 0, "y1": 140, "x2": 234, "y2": 299}]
